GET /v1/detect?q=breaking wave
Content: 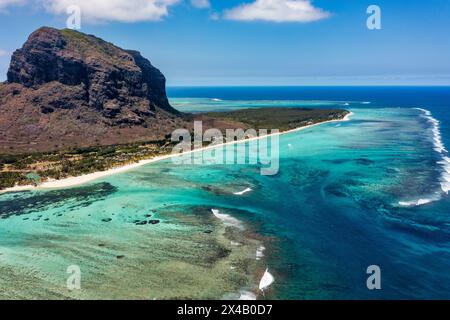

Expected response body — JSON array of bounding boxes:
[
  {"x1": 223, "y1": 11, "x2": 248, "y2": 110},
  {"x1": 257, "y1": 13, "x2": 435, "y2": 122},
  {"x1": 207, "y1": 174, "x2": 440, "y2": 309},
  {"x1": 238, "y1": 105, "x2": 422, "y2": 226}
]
[
  {"x1": 415, "y1": 108, "x2": 450, "y2": 194},
  {"x1": 399, "y1": 108, "x2": 449, "y2": 207},
  {"x1": 211, "y1": 209, "x2": 245, "y2": 230}
]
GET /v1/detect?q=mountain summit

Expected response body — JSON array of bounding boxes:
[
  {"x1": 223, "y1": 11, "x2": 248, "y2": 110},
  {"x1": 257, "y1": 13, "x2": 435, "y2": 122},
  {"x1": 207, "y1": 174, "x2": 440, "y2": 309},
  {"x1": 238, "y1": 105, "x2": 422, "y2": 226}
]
[{"x1": 0, "y1": 27, "x2": 184, "y2": 153}]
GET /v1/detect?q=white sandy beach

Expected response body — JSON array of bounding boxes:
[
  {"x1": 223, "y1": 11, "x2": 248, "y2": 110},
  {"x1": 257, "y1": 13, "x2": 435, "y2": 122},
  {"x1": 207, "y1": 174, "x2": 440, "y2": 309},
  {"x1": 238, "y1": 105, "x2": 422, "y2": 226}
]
[{"x1": 1, "y1": 112, "x2": 353, "y2": 193}]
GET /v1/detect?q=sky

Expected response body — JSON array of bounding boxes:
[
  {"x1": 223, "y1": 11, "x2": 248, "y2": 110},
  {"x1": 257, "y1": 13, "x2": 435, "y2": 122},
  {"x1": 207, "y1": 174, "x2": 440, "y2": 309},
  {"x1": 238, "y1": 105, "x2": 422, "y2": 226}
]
[{"x1": 0, "y1": 0, "x2": 449, "y2": 86}]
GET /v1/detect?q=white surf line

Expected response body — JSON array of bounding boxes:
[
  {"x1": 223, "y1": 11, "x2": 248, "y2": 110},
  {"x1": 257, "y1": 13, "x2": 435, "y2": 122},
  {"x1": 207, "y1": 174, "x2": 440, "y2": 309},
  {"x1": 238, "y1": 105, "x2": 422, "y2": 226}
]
[
  {"x1": 416, "y1": 108, "x2": 449, "y2": 194},
  {"x1": 233, "y1": 188, "x2": 252, "y2": 196},
  {"x1": 399, "y1": 108, "x2": 449, "y2": 207},
  {"x1": 211, "y1": 209, "x2": 244, "y2": 230},
  {"x1": 1, "y1": 112, "x2": 353, "y2": 193},
  {"x1": 398, "y1": 198, "x2": 436, "y2": 207}
]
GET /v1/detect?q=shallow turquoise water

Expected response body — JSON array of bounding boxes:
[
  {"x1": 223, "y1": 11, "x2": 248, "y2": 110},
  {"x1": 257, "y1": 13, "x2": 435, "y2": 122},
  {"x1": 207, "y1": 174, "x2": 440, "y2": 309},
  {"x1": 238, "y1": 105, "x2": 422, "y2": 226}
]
[
  {"x1": 1, "y1": 96, "x2": 450, "y2": 299},
  {"x1": 170, "y1": 97, "x2": 347, "y2": 113}
]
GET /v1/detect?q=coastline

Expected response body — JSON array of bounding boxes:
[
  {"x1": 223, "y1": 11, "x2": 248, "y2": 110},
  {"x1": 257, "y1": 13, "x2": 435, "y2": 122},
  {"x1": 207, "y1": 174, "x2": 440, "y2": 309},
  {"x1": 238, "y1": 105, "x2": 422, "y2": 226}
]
[{"x1": 1, "y1": 111, "x2": 353, "y2": 193}]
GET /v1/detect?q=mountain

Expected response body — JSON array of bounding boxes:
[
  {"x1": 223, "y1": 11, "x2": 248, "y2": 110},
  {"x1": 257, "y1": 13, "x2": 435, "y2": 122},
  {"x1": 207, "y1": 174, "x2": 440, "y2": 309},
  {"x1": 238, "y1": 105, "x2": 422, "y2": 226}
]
[{"x1": 0, "y1": 27, "x2": 185, "y2": 154}]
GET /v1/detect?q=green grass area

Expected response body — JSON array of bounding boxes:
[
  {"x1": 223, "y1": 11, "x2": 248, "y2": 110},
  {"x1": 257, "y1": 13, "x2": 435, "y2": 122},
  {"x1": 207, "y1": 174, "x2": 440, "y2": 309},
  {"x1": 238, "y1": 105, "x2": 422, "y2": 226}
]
[
  {"x1": 202, "y1": 108, "x2": 349, "y2": 131},
  {"x1": 0, "y1": 140, "x2": 172, "y2": 190},
  {"x1": 60, "y1": 28, "x2": 131, "y2": 66}
]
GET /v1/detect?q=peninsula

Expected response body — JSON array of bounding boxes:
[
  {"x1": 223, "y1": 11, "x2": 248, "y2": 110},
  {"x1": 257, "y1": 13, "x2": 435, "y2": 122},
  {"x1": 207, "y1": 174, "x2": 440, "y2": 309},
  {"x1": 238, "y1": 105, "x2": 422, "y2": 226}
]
[{"x1": 0, "y1": 27, "x2": 349, "y2": 191}]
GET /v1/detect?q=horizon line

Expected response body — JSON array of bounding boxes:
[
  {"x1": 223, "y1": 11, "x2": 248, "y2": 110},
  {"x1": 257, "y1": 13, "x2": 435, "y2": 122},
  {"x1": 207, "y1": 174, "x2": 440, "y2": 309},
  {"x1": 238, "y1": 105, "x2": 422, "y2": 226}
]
[{"x1": 167, "y1": 84, "x2": 450, "y2": 88}]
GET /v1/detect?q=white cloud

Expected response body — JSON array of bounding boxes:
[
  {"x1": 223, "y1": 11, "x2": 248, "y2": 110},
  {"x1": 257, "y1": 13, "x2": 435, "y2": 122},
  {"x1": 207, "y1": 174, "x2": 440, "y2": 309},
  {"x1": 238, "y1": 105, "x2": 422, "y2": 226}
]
[
  {"x1": 191, "y1": 0, "x2": 209, "y2": 9},
  {"x1": 0, "y1": 0, "x2": 183, "y2": 22},
  {"x1": 0, "y1": 0, "x2": 24, "y2": 10},
  {"x1": 224, "y1": 0, "x2": 330, "y2": 23},
  {"x1": 0, "y1": 49, "x2": 9, "y2": 57},
  {"x1": 42, "y1": 0, "x2": 181, "y2": 23}
]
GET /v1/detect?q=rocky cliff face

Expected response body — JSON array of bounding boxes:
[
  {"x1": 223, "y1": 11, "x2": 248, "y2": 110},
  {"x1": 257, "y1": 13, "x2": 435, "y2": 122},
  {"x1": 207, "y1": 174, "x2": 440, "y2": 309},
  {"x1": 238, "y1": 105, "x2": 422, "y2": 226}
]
[
  {"x1": 0, "y1": 27, "x2": 185, "y2": 153},
  {"x1": 7, "y1": 27, "x2": 179, "y2": 121}
]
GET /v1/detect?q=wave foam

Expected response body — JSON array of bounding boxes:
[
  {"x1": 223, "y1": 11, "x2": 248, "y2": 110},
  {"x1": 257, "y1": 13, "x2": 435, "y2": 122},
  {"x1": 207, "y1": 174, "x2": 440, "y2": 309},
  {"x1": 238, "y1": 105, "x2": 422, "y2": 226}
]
[
  {"x1": 239, "y1": 291, "x2": 256, "y2": 300},
  {"x1": 416, "y1": 108, "x2": 450, "y2": 194},
  {"x1": 399, "y1": 109, "x2": 450, "y2": 206},
  {"x1": 211, "y1": 209, "x2": 244, "y2": 230},
  {"x1": 256, "y1": 246, "x2": 265, "y2": 260},
  {"x1": 399, "y1": 197, "x2": 437, "y2": 207},
  {"x1": 233, "y1": 188, "x2": 252, "y2": 196}
]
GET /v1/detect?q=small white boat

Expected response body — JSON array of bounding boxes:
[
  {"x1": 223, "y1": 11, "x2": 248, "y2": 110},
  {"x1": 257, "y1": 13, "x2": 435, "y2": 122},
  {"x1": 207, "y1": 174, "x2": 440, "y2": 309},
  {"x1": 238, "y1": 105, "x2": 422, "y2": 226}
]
[{"x1": 259, "y1": 268, "x2": 275, "y2": 293}]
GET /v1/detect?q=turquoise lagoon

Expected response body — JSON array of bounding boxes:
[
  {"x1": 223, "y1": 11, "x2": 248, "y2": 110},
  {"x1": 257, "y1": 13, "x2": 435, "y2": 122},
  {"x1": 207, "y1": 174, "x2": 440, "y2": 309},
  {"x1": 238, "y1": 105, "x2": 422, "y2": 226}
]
[{"x1": 1, "y1": 89, "x2": 450, "y2": 299}]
